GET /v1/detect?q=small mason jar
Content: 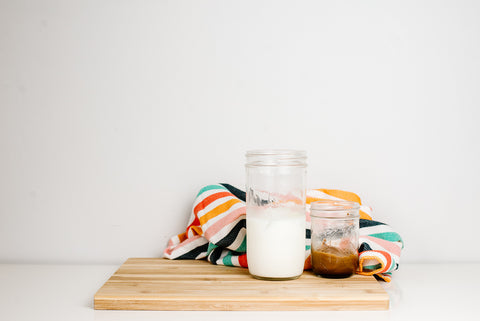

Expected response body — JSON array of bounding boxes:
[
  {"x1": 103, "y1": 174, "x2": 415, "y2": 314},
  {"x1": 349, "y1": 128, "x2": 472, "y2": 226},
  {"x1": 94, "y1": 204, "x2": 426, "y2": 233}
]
[
  {"x1": 310, "y1": 200, "x2": 360, "y2": 278},
  {"x1": 245, "y1": 150, "x2": 307, "y2": 280}
]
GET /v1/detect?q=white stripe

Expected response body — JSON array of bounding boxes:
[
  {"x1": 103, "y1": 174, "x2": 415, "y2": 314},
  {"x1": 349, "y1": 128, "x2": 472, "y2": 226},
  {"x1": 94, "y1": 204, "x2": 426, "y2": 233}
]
[
  {"x1": 360, "y1": 250, "x2": 387, "y2": 267},
  {"x1": 359, "y1": 237, "x2": 400, "y2": 262},
  {"x1": 195, "y1": 250, "x2": 208, "y2": 260},
  {"x1": 192, "y1": 186, "x2": 227, "y2": 208},
  {"x1": 167, "y1": 235, "x2": 181, "y2": 247},
  {"x1": 227, "y1": 226, "x2": 246, "y2": 251},
  {"x1": 361, "y1": 258, "x2": 381, "y2": 267},
  {"x1": 174, "y1": 237, "x2": 207, "y2": 255},
  {"x1": 307, "y1": 190, "x2": 344, "y2": 200},
  {"x1": 215, "y1": 249, "x2": 230, "y2": 264},
  {"x1": 230, "y1": 255, "x2": 240, "y2": 267},
  {"x1": 164, "y1": 236, "x2": 208, "y2": 259},
  {"x1": 359, "y1": 224, "x2": 395, "y2": 236},
  {"x1": 360, "y1": 205, "x2": 373, "y2": 216}
]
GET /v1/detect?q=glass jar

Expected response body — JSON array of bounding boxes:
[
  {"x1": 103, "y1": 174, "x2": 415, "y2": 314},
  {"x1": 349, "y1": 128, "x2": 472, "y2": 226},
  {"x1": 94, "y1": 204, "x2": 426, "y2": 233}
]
[
  {"x1": 245, "y1": 150, "x2": 307, "y2": 280},
  {"x1": 310, "y1": 200, "x2": 360, "y2": 278}
]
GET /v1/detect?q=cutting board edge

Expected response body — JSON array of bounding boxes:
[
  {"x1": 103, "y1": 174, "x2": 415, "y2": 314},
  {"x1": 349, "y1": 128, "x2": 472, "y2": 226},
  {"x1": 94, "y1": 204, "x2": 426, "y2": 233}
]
[{"x1": 94, "y1": 296, "x2": 390, "y2": 311}]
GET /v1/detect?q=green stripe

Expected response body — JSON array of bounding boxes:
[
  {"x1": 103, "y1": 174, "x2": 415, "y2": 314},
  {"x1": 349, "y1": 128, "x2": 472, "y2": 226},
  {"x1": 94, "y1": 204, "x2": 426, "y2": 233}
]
[
  {"x1": 196, "y1": 184, "x2": 225, "y2": 197},
  {"x1": 222, "y1": 254, "x2": 233, "y2": 266},
  {"x1": 207, "y1": 243, "x2": 217, "y2": 255},
  {"x1": 236, "y1": 237, "x2": 247, "y2": 252},
  {"x1": 369, "y1": 232, "x2": 403, "y2": 245},
  {"x1": 363, "y1": 263, "x2": 382, "y2": 272},
  {"x1": 305, "y1": 245, "x2": 311, "y2": 251}
]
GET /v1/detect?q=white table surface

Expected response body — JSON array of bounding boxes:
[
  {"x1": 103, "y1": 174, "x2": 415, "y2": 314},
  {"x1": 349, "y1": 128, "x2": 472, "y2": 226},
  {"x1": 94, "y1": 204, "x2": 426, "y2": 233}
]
[{"x1": 0, "y1": 263, "x2": 478, "y2": 321}]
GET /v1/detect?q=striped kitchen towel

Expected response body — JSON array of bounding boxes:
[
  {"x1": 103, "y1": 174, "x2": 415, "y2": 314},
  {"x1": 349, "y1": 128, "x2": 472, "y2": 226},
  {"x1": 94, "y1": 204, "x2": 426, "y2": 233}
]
[{"x1": 164, "y1": 183, "x2": 404, "y2": 282}]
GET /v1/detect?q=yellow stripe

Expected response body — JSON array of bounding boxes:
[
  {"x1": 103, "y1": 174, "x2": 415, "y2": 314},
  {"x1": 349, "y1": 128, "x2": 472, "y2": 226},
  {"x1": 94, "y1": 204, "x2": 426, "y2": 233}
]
[
  {"x1": 308, "y1": 190, "x2": 372, "y2": 220},
  {"x1": 187, "y1": 225, "x2": 203, "y2": 236},
  {"x1": 358, "y1": 255, "x2": 385, "y2": 276},
  {"x1": 358, "y1": 210, "x2": 372, "y2": 220},
  {"x1": 199, "y1": 198, "x2": 240, "y2": 225},
  {"x1": 318, "y1": 189, "x2": 362, "y2": 204}
]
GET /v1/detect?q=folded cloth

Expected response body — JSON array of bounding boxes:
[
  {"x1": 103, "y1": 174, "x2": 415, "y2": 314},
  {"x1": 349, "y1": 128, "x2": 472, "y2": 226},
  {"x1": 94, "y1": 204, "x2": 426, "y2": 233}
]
[{"x1": 164, "y1": 183, "x2": 404, "y2": 282}]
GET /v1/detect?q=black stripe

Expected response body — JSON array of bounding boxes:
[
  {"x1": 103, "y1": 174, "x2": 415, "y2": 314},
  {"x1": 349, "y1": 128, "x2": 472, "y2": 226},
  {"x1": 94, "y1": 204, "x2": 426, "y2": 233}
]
[
  {"x1": 220, "y1": 183, "x2": 246, "y2": 202},
  {"x1": 360, "y1": 219, "x2": 386, "y2": 228},
  {"x1": 175, "y1": 242, "x2": 209, "y2": 260},
  {"x1": 214, "y1": 219, "x2": 246, "y2": 249},
  {"x1": 306, "y1": 228, "x2": 311, "y2": 240},
  {"x1": 207, "y1": 247, "x2": 224, "y2": 264},
  {"x1": 373, "y1": 274, "x2": 384, "y2": 281},
  {"x1": 359, "y1": 242, "x2": 372, "y2": 252}
]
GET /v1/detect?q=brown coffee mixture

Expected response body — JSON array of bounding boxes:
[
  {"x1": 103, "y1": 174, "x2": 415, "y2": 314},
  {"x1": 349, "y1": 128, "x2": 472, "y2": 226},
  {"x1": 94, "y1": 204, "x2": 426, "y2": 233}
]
[{"x1": 311, "y1": 244, "x2": 358, "y2": 278}]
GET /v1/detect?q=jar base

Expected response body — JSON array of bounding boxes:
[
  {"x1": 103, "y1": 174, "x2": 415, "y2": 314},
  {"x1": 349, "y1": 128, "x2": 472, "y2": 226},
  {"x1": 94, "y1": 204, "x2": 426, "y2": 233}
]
[
  {"x1": 314, "y1": 273, "x2": 354, "y2": 279},
  {"x1": 250, "y1": 274, "x2": 301, "y2": 281}
]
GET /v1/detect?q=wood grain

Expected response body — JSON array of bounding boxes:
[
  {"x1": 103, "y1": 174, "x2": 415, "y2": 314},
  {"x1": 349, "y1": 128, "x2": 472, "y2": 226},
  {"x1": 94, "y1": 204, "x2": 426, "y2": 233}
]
[{"x1": 94, "y1": 258, "x2": 389, "y2": 311}]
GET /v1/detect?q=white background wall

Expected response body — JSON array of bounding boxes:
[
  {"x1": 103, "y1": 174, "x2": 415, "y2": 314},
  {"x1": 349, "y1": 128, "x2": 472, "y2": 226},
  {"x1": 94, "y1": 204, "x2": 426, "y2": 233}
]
[{"x1": 1, "y1": 0, "x2": 479, "y2": 264}]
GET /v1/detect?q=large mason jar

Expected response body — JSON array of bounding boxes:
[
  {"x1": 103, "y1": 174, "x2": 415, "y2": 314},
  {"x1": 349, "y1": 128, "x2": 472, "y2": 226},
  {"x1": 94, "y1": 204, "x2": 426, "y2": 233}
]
[{"x1": 245, "y1": 150, "x2": 307, "y2": 280}]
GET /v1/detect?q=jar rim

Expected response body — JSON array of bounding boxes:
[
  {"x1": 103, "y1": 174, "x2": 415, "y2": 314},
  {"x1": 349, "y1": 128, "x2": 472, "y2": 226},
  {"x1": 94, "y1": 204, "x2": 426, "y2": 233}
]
[
  {"x1": 246, "y1": 149, "x2": 306, "y2": 157},
  {"x1": 310, "y1": 200, "x2": 360, "y2": 218},
  {"x1": 245, "y1": 149, "x2": 307, "y2": 167}
]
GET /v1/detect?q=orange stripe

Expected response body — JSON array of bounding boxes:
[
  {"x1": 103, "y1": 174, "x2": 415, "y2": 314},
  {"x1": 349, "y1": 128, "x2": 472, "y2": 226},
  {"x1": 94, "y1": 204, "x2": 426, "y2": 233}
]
[
  {"x1": 304, "y1": 254, "x2": 312, "y2": 270},
  {"x1": 359, "y1": 210, "x2": 372, "y2": 220},
  {"x1": 178, "y1": 233, "x2": 188, "y2": 242},
  {"x1": 306, "y1": 196, "x2": 322, "y2": 204},
  {"x1": 358, "y1": 251, "x2": 392, "y2": 276},
  {"x1": 199, "y1": 198, "x2": 240, "y2": 225},
  {"x1": 378, "y1": 251, "x2": 392, "y2": 273},
  {"x1": 375, "y1": 273, "x2": 392, "y2": 282},
  {"x1": 194, "y1": 191, "x2": 232, "y2": 215},
  {"x1": 187, "y1": 225, "x2": 203, "y2": 236}
]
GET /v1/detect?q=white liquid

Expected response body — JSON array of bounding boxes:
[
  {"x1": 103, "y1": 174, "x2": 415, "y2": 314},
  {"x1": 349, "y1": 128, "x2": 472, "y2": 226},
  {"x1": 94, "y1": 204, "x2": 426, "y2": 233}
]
[{"x1": 246, "y1": 207, "x2": 306, "y2": 279}]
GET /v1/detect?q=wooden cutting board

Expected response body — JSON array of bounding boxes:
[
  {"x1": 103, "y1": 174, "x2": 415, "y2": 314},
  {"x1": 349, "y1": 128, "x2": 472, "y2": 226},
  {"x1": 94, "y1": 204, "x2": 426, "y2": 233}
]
[{"x1": 94, "y1": 258, "x2": 389, "y2": 311}]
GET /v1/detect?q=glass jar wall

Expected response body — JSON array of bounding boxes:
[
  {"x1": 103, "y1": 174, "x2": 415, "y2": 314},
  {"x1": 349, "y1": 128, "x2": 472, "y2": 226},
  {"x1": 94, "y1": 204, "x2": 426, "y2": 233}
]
[{"x1": 245, "y1": 150, "x2": 307, "y2": 280}]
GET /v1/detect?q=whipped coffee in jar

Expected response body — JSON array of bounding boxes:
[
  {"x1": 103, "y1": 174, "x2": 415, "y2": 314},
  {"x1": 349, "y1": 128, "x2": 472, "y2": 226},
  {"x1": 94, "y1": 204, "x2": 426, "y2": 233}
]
[{"x1": 310, "y1": 200, "x2": 360, "y2": 278}]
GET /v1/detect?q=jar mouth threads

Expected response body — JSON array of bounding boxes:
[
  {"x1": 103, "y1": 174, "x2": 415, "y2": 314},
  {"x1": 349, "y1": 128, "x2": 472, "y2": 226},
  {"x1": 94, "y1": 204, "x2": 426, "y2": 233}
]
[
  {"x1": 310, "y1": 200, "x2": 360, "y2": 219},
  {"x1": 245, "y1": 150, "x2": 307, "y2": 167}
]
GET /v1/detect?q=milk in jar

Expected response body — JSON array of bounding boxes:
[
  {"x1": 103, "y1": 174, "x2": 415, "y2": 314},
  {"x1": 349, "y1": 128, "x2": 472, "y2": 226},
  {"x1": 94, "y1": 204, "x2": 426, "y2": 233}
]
[{"x1": 246, "y1": 206, "x2": 305, "y2": 279}]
